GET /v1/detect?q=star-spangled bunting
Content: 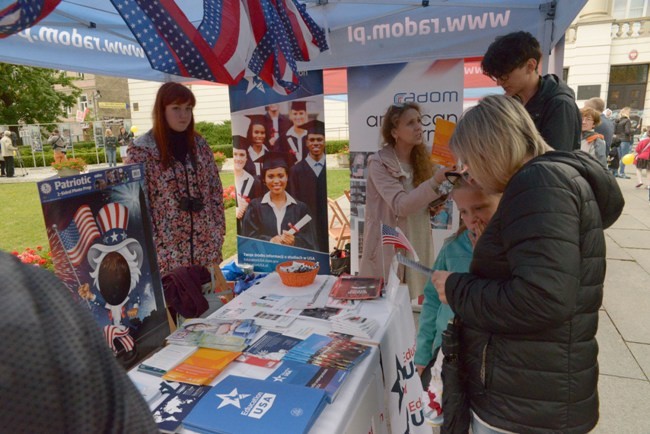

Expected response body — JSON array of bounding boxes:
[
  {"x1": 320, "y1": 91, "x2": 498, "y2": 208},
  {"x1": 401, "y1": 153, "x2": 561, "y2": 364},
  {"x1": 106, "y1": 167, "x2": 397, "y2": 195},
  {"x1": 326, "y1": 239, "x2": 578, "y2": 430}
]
[
  {"x1": 58, "y1": 205, "x2": 101, "y2": 267},
  {"x1": 0, "y1": 1, "x2": 327, "y2": 94},
  {"x1": 0, "y1": 0, "x2": 61, "y2": 38},
  {"x1": 382, "y1": 224, "x2": 419, "y2": 262},
  {"x1": 244, "y1": 0, "x2": 328, "y2": 94}
]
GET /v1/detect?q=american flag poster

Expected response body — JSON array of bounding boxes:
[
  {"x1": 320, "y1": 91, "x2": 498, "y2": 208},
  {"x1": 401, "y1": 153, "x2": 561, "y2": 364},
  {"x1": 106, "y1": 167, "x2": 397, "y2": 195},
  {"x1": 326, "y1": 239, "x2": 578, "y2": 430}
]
[{"x1": 37, "y1": 164, "x2": 169, "y2": 368}]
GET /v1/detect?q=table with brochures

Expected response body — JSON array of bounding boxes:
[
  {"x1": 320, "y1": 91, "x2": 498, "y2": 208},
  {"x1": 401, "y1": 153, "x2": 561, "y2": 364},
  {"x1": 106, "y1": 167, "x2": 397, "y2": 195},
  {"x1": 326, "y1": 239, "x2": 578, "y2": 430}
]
[{"x1": 129, "y1": 272, "x2": 418, "y2": 434}]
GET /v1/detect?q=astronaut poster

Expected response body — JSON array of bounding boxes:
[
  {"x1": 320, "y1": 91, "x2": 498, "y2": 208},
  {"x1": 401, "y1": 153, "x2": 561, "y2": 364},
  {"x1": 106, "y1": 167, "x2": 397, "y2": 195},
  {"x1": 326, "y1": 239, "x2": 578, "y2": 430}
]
[{"x1": 37, "y1": 164, "x2": 169, "y2": 367}]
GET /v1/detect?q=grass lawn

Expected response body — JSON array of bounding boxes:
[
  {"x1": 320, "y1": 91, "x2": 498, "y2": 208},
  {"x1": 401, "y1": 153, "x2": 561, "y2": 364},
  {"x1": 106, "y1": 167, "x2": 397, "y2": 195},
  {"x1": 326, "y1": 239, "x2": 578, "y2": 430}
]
[{"x1": 0, "y1": 168, "x2": 350, "y2": 260}]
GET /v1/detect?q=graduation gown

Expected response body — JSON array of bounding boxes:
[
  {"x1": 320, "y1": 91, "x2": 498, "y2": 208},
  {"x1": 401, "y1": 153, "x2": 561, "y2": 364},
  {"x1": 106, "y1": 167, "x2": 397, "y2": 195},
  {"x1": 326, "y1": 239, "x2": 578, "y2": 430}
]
[
  {"x1": 288, "y1": 159, "x2": 328, "y2": 252},
  {"x1": 235, "y1": 171, "x2": 263, "y2": 233},
  {"x1": 241, "y1": 194, "x2": 317, "y2": 250}
]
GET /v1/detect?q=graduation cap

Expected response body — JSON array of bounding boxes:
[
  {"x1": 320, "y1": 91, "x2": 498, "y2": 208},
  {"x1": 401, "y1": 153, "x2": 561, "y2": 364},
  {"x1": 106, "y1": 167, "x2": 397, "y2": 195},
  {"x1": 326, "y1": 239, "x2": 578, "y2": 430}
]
[
  {"x1": 255, "y1": 151, "x2": 292, "y2": 175},
  {"x1": 233, "y1": 135, "x2": 249, "y2": 150},
  {"x1": 290, "y1": 100, "x2": 307, "y2": 111},
  {"x1": 299, "y1": 120, "x2": 325, "y2": 137},
  {"x1": 245, "y1": 114, "x2": 266, "y2": 127}
]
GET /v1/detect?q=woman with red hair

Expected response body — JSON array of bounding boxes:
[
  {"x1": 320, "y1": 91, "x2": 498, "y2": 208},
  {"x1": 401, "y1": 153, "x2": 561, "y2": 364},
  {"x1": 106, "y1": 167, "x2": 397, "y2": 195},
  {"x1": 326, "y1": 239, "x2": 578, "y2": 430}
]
[{"x1": 127, "y1": 82, "x2": 225, "y2": 274}]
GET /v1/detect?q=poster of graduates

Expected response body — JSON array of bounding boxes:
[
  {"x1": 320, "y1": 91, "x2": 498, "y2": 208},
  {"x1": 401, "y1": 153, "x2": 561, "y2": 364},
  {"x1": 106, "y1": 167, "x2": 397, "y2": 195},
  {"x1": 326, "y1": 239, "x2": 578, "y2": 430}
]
[{"x1": 229, "y1": 71, "x2": 330, "y2": 274}]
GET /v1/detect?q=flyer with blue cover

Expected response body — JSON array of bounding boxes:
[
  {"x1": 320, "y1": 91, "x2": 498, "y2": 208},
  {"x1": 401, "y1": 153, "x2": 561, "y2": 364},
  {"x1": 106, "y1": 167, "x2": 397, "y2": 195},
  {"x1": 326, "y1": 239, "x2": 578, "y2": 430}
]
[
  {"x1": 183, "y1": 375, "x2": 328, "y2": 434},
  {"x1": 268, "y1": 360, "x2": 349, "y2": 403}
]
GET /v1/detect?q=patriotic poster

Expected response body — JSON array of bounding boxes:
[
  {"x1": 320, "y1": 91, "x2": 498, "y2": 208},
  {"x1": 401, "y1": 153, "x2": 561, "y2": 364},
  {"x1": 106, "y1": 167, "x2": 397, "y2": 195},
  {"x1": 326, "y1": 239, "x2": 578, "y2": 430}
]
[
  {"x1": 229, "y1": 70, "x2": 330, "y2": 274},
  {"x1": 381, "y1": 274, "x2": 429, "y2": 434},
  {"x1": 37, "y1": 164, "x2": 169, "y2": 368},
  {"x1": 347, "y1": 59, "x2": 464, "y2": 273}
]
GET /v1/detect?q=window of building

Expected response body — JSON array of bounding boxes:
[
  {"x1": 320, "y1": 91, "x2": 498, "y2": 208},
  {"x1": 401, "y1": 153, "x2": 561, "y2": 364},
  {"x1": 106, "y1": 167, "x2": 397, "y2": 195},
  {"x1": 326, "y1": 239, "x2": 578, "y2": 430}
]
[
  {"x1": 133, "y1": 102, "x2": 139, "y2": 112},
  {"x1": 79, "y1": 94, "x2": 88, "y2": 111},
  {"x1": 612, "y1": 0, "x2": 649, "y2": 19}
]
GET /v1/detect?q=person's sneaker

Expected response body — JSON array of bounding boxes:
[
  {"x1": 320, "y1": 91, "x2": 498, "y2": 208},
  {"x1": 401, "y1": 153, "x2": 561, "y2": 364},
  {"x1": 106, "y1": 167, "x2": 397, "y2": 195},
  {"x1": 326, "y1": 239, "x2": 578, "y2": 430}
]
[
  {"x1": 636, "y1": 183, "x2": 643, "y2": 188},
  {"x1": 411, "y1": 294, "x2": 424, "y2": 312},
  {"x1": 621, "y1": 175, "x2": 631, "y2": 179}
]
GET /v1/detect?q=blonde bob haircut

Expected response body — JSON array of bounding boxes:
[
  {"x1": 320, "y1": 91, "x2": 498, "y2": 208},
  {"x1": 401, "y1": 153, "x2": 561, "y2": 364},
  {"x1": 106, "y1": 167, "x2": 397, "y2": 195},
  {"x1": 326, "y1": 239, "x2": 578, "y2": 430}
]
[{"x1": 449, "y1": 94, "x2": 552, "y2": 193}]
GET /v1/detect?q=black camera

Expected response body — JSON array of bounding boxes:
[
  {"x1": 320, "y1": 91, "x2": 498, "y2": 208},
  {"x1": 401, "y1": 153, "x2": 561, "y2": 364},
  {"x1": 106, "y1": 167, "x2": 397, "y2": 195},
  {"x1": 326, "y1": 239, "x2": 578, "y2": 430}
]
[{"x1": 179, "y1": 196, "x2": 204, "y2": 212}]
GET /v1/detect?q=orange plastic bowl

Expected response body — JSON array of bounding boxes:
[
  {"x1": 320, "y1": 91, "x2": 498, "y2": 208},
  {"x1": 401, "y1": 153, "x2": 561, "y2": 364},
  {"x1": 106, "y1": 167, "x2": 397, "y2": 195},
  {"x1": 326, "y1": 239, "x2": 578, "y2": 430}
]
[{"x1": 275, "y1": 260, "x2": 319, "y2": 287}]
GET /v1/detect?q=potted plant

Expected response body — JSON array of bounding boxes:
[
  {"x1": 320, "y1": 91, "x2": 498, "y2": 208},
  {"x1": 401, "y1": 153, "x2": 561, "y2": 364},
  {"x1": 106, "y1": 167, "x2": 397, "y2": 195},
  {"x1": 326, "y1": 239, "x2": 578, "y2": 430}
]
[
  {"x1": 336, "y1": 146, "x2": 350, "y2": 168},
  {"x1": 51, "y1": 157, "x2": 88, "y2": 177},
  {"x1": 214, "y1": 151, "x2": 227, "y2": 170}
]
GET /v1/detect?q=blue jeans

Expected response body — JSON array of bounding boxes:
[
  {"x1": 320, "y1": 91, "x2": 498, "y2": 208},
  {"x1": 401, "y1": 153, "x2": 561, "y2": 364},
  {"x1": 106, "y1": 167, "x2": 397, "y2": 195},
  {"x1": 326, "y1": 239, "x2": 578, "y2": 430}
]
[
  {"x1": 106, "y1": 148, "x2": 117, "y2": 167},
  {"x1": 472, "y1": 414, "x2": 511, "y2": 434},
  {"x1": 618, "y1": 141, "x2": 631, "y2": 176}
]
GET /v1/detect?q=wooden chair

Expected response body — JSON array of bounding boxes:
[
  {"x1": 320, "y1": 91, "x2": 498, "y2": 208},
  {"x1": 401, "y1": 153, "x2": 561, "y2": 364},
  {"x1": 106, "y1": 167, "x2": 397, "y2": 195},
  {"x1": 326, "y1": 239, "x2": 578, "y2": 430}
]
[{"x1": 327, "y1": 197, "x2": 351, "y2": 251}]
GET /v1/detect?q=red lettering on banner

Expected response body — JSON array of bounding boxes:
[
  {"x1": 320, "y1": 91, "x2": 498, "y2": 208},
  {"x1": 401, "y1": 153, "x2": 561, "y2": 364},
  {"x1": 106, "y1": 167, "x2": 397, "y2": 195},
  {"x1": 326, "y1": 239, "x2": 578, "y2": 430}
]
[{"x1": 408, "y1": 397, "x2": 423, "y2": 412}]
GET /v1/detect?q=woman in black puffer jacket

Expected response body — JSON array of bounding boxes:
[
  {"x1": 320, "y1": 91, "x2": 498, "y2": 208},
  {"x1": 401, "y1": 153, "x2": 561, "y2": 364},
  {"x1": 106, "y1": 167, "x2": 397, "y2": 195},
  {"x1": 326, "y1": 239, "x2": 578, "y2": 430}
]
[{"x1": 431, "y1": 95, "x2": 624, "y2": 434}]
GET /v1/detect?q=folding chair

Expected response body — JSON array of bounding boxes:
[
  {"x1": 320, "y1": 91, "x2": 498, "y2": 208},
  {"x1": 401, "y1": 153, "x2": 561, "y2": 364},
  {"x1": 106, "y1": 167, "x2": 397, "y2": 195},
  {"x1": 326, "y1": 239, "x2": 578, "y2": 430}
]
[{"x1": 327, "y1": 197, "x2": 351, "y2": 251}]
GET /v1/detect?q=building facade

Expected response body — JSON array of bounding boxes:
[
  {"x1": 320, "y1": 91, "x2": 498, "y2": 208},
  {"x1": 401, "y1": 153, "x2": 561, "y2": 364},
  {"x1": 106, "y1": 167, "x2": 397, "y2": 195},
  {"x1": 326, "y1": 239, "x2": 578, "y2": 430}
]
[{"x1": 565, "y1": 0, "x2": 650, "y2": 133}]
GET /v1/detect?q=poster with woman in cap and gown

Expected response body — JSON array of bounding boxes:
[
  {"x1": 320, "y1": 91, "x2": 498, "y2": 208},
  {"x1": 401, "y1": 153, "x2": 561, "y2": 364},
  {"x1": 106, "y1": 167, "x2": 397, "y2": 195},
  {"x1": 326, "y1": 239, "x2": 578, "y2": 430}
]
[{"x1": 229, "y1": 71, "x2": 330, "y2": 273}]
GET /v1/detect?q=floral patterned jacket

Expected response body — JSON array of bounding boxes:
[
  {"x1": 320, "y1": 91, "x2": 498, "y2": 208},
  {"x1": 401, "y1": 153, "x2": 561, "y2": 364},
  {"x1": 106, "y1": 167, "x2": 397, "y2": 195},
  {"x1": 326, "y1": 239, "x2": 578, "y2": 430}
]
[{"x1": 128, "y1": 131, "x2": 225, "y2": 274}]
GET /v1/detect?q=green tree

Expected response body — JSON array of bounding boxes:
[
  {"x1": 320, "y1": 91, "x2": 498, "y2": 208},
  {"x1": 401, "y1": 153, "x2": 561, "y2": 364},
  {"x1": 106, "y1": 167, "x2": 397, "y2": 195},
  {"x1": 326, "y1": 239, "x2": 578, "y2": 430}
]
[{"x1": 0, "y1": 64, "x2": 81, "y2": 125}]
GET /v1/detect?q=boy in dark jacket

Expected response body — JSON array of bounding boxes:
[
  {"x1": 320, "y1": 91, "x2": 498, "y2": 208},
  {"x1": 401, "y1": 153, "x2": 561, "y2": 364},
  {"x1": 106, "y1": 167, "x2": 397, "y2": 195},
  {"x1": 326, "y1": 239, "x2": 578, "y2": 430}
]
[{"x1": 481, "y1": 31, "x2": 581, "y2": 151}]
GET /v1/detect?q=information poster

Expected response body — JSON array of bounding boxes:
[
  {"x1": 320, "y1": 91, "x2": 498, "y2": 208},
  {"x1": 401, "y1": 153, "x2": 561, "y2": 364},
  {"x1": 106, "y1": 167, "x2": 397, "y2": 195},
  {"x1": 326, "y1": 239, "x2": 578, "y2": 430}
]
[
  {"x1": 37, "y1": 164, "x2": 169, "y2": 367},
  {"x1": 347, "y1": 59, "x2": 464, "y2": 273},
  {"x1": 229, "y1": 72, "x2": 330, "y2": 274}
]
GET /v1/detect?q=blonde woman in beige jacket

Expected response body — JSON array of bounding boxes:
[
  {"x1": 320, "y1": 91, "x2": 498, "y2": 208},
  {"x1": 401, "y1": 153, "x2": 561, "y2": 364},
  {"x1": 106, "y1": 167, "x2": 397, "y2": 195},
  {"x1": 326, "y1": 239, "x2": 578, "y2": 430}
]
[{"x1": 359, "y1": 103, "x2": 447, "y2": 300}]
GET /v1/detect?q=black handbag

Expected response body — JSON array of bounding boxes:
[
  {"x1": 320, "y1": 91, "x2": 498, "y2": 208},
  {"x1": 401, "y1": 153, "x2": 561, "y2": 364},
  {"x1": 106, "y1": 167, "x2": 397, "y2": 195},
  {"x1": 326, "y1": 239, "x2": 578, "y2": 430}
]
[{"x1": 440, "y1": 316, "x2": 471, "y2": 434}]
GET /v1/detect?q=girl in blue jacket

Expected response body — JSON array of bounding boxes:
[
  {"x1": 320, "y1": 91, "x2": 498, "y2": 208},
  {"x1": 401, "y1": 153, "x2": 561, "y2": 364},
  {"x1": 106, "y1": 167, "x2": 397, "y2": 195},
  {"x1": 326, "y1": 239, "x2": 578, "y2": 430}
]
[{"x1": 415, "y1": 175, "x2": 500, "y2": 425}]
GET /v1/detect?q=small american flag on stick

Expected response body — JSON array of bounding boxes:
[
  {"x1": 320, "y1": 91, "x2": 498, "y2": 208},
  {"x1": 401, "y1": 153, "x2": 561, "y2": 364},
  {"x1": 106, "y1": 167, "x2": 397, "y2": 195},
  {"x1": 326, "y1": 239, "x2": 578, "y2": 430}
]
[{"x1": 381, "y1": 224, "x2": 419, "y2": 262}]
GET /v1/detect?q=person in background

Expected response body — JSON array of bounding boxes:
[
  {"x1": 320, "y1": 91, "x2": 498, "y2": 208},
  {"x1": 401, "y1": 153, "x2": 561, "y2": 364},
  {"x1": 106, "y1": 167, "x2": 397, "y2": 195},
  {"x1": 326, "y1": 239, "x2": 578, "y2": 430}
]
[
  {"x1": 263, "y1": 103, "x2": 291, "y2": 151},
  {"x1": 0, "y1": 136, "x2": 5, "y2": 177},
  {"x1": 245, "y1": 114, "x2": 270, "y2": 177},
  {"x1": 359, "y1": 102, "x2": 448, "y2": 302},
  {"x1": 282, "y1": 100, "x2": 309, "y2": 163},
  {"x1": 0, "y1": 251, "x2": 158, "y2": 433},
  {"x1": 0, "y1": 131, "x2": 16, "y2": 178},
  {"x1": 241, "y1": 152, "x2": 317, "y2": 250},
  {"x1": 232, "y1": 135, "x2": 262, "y2": 232},
  {"x1": 430, "y1": 95, "x2": 624, "y2": 433},
  {"x1": 580, "y1": 107, "x2": 607, "y2": 168},
  {"x1": 127, "y1": 82, "x2": 225, "y2": 274},
  {"x1": 614, "y1": 107, "x2": 633, "y2": 178},
  {"x1": 584, "y1": 97, "x2": 614, "y2": 155},
  {"x1": 104, "y1": 128, "x2": 118, "y2": 167},
  {"x1": 607, "y1": 144, "x2": 620, "y2": 176},
  {"x1": 118, "y1": 126, "x2": 133, "y2": 163},
  {"x1": 481, "y1": 31, "x2": 581, "y2": 151},
  {"x1": 288, "y1": 120, "x2": 328, "y2": 252},
  {"x1": 47, "y1": 128, "x2": 67, "y2": 164},
  {"x1": 634, "y1": 135, "x2": 650, "y2": 189},
  {"x1": 415, "y1": 174, "x2": 501, "y2": 426}
]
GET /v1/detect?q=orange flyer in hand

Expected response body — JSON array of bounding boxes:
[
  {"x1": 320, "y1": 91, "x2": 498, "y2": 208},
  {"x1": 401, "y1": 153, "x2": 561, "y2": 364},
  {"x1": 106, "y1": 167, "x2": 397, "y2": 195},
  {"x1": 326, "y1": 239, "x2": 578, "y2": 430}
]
[
  {"x1": 430, "y1": 118, "x2": 456, "y2": 167},
  {"x1": 162, "y1": 348, "x2": 241, "y2": 385}
]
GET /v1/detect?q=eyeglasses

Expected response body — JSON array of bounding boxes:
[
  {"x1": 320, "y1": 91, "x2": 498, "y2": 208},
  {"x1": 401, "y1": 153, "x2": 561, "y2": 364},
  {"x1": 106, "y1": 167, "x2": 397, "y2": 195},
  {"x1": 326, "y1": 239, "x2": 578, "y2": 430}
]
[
  {"x1": 444, "y1": 171, "x2": 471, "y2": 185},
  {"x1": 489, "y1": 72, "x2": 509, "y2": 83}
]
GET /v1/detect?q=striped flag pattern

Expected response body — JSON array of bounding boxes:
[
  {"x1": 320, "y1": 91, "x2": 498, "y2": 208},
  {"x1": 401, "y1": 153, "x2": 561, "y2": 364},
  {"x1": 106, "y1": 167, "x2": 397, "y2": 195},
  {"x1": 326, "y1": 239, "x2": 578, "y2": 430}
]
[
  {"x1": 245, "y1": 0, "x2": 328, "y2": 94},
  {"x1": 109, "y1": 0, "x2": 249, "y2": 84},
  {"x1": 381, "y1": 224, "x2": 419, "y2": 261},
  {"x1": 0, "y1": 0, "x2": 61, "y2": 38},
  {"x1": 59, "y1": 205, "x2": 100, "y2": 266},
  {"x1": 1, "y1": 1, "x2": 327, "y2": 94}
]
